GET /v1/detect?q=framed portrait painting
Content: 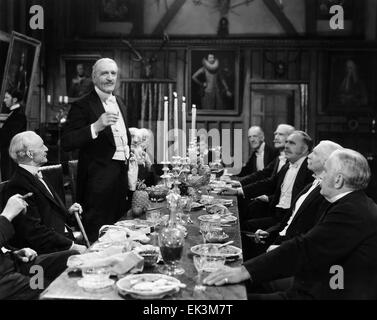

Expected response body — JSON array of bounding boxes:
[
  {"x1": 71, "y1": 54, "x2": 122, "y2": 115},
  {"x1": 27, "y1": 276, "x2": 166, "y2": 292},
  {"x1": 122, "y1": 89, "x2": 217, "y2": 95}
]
[
  {"x1": 325, "y1": 51, "x2": 377, "y2": 114},
  {"x1": 60, "y1": 54, "x2": 101, "y2": 102},
  {"x1": 188, "y1": 48, "x2": 240, "y2": 115},
  {"x1": 0, "y1": 31, "x2": 41, "y2": 115}
]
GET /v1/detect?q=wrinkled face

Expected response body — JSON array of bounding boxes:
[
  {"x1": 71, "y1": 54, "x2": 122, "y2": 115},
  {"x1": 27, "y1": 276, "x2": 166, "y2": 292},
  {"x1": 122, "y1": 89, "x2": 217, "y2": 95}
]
[
  {"x1": 4, "y1": 92, "x2": 13, "y2": 108},
  {"x1": 93, "y1": 60, "x2": 118, "y2": 94},
  {"x1": 207, "y1": 54, "x2": 215, "y2": 64},
  {"x1": 28, "y1": 135, "x2": 48, "y2": 166},
  {"x1": 284, "y1": 133, "x2": 307, "y2": 163},
  {"x1": 307, "y1": 145, "x2": 324, "y2": 174},
  {"x1": 248, "y1": 128, "x2": 263, "y2": 150},
  {"x1": 320, "y1": 157, "x2": 339, "y2": 200},
  {"x1": 273, "y1": 126, "x2": 289, "y2": 149}
]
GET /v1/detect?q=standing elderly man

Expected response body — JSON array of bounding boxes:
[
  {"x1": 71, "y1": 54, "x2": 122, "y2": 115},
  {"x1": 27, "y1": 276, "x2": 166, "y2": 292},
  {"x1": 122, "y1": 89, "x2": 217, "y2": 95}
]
[
  {"x1": 62, "y1": 58, "x2": 131, "y2": 242},
  {"x1": 205, "y1": 149, "x2": 377, "y2": 300},
  {"x1": 3, "y1": 131, "x2": 86, "y2": 254},
  {"x1": 237, "y1": 126, "x2": 277, "y2": 177}
]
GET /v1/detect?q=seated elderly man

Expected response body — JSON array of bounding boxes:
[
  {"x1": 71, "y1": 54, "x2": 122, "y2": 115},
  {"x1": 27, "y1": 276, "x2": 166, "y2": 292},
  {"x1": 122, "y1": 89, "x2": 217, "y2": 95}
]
[
  {"x1": 204, "y1": 149, "x2": 377, "y2": 300},
  {"x1": 251, "y1": 140, "x2": 343, "y2": 251},
  {"x1": 237, "y1": 126, "x2": 278, "y2": 178},
  {"x1": 1, "y1": 194, "x2": 78, "y2": 300},
  {"x1": 3, "y1": 131, "x2": 86, "y2": 254}
]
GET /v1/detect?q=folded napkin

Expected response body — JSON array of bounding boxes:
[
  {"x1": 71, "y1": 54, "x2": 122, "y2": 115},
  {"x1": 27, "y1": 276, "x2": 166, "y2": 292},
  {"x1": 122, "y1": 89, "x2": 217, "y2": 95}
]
[
  {"x1": 99, "y1": 226, "x2": 150, "y2": 244},
  {"x1": 67, "y1": 248, "x2": 144, "y2": 275}
]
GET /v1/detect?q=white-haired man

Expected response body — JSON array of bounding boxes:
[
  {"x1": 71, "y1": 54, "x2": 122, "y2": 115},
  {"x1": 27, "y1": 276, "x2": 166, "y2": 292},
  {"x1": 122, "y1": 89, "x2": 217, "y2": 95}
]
[
  {"x1": 62, "y1": 58, "x2": 131, "y2": 241},
  {"x1": 252, "y1": 140, "x2": 343, "y2": 252},
  {"x1": 237, "y1": 126, "x2": 278, "y2": 177},
  {"x1": 4, "y1": 131, "x2": 86, "y2": 254},
  {"x1": 204, "y1": 149, "x2": 377, "y2": 300}
]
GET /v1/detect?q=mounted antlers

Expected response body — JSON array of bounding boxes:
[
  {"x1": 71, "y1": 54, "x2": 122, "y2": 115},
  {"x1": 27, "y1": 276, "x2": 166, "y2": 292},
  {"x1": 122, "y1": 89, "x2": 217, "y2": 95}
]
[{"x1": 122, "y1": 33, "x2": 170, "y2": 78}]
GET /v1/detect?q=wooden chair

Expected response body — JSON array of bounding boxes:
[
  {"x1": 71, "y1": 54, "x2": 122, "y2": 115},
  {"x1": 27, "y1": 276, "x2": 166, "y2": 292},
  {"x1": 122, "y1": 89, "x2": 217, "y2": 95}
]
[{"x1": 39, "y1": 164, "x2": 66, "y2": 205}]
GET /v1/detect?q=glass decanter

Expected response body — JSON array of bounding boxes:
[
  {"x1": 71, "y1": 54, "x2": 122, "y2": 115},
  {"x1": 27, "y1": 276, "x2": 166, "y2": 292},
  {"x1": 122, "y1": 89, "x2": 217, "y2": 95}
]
[{"x1": 158, "y1": 206, "x2": 185, "y2": 275}]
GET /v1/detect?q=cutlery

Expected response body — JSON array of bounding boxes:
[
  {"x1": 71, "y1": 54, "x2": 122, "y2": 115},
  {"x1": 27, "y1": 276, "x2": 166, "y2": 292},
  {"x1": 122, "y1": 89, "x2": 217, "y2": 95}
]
[{"x1": 218, "y1": 240, "x2": 234, "y2": 248}]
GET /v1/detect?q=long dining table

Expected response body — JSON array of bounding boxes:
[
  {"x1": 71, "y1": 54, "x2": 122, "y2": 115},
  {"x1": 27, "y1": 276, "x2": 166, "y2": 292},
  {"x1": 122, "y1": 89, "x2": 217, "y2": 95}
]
[{"x1": 40, "y1": 194, "x2": 247, "y2": 300}]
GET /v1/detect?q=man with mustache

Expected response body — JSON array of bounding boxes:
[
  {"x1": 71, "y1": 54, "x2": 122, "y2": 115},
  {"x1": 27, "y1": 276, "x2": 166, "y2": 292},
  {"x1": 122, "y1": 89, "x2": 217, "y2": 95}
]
[{"x1": 62, "y1": 58, "x2": 131, "y2": 242}]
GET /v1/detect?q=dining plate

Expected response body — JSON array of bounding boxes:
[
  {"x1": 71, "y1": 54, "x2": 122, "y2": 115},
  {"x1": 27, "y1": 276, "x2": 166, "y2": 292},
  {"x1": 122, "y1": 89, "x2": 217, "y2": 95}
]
[
  {"x1": 198, "y1": 214, "x2": 237, "y2": 224},
  {"x1": 190, "y1": 243, "x2": 242, "y2": 259},
  {"x1": 116, "y1": 273, "x2": 184, "y2": 299}
]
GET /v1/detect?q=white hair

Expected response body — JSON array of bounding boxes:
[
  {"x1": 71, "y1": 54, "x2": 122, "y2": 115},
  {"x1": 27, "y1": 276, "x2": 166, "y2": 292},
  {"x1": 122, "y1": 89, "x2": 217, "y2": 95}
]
[
  {"x1": 277, "y1": 124, "x2": 295, "y2": 136},
  {"x1": 329, "y1": 149, "x2": 371, "y2": 190},
  {"x1": 92, "y1": 58, "x2": 118, "y2": 78},
  {"x1": 9, "y1": 131, "x2": 39, "y2": 163},
  {"x1": 315, "y1": 140, "x2": 343, "y2": 165}
]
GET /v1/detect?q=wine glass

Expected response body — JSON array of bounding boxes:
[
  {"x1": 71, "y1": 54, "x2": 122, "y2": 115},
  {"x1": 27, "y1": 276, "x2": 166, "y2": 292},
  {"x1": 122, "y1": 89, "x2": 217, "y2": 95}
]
[
  {"x1": 178, "y1": 196, "x2": 193, "y2": 224},
  {"x1": 193, "y1": 255, "x2": 206, "y2": 291}
]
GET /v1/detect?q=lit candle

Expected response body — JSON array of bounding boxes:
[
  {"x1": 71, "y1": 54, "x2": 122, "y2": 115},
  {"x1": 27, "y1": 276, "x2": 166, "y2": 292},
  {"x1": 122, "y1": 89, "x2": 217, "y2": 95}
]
[
  {"x1": 63, "y1": 96, "x2": 68, "y2": 104},
  {"x1": 163, "y1": 96, "x2": 168, "y2": 162},
  {"x1": 182, "y1": 96, "x2": 186, "y2": 157},
  {"x1": 191, "y1": 104, "x2": 196, "y2": 143},
  {"x1": 173, "y1": 92, "x2": 179, "y2": 156},
  {"x1": 58, "y1": 96, "x2": 63, "y2": 103},
  {"x1": 47, "y1": 95, "x2": 51, "y2": 104}
]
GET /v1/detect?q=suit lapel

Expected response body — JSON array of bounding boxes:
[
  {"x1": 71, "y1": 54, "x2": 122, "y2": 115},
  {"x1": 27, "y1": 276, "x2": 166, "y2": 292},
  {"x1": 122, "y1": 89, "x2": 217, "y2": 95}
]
[
  {"x1": 17, "y1": 168, "x2": 67, "y2": 216},
  {"x1": 88, "y1": 90, "x2": 115, "y2": 146},
  {"x1": 291, "y1": 158, "x2": 309, "y2": 200},
  {"x1": 290, "y1": 185, "x2": 320, "y2": 226}
]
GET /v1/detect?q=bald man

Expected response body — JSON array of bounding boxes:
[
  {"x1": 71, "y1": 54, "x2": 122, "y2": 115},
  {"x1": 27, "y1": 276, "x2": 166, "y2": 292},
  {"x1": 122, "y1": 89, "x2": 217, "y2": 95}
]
[
  {"x1": 62, "y1": 58, "x2": 131, "y2": 242},
  {"x1": 238, "y1": 126, "x2": 278, "y2": 177}
]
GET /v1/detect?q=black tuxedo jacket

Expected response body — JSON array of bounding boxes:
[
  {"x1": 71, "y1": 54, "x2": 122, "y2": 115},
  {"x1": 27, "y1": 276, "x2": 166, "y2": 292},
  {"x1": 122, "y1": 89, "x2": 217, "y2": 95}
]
[
  {"x1": 0, "y1": 216, "x2": 16, "y2": 280},
  {"x1": 239, "y1": 155, "x2": 284, "y2": 187},
  {"x1": 242, "y1": 158, "x2": 314, "y2": 210},
  {"x1": 244, "y1": 190, "x2": 377, "y2": 299},
  {"x1": 3, "y1": 166, "x2": 73, "y2": 254},
  {"x1": 0, "y1": 107, "x2": 27, "y2": 180},
  {"x1": 61, "y1": 90, "x2": 131, "y2": 203},
  {"x1": 267, "y1": 183, "x2": 329, "y2": 238},
  {"x1": 238, "y1": 144, "x2": 278, "y2": 177}
]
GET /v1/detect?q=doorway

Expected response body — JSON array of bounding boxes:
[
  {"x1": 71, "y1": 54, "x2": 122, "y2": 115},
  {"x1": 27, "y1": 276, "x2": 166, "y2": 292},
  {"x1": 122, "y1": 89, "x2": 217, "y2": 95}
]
[{"x1": 250, "y1": 82, "x2": 308, "y2": 144}]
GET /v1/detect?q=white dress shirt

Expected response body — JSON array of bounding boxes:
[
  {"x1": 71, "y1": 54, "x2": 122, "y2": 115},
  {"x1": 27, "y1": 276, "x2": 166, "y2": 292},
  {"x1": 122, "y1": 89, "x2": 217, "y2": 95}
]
[
  {"x1": 255, "y1": 142, "x2": 265, "y2": 171},
  {"x1": 279, "y1": 178, "x2": 321, "y2": 236},
  {"x1": 277, "y1": 152, "x2": 286, "y2": 173},
  {"x1": 91, "y1": 86, "x2": 129, "y2": 161},
  {"x1": 327, "y1": 191, "x2": 353, "y2": 203},
  {"x1": 276, "y1": 156, "x2": 307, "y2": 209}
]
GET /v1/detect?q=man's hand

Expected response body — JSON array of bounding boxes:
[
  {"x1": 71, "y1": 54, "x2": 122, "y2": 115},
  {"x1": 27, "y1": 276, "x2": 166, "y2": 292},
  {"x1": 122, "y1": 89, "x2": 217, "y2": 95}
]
[
  {"x1": 220, "y1": 186, "x2": 241, "y2": 196},
  {"x1": 68, "y1": 203, "x2": 83, "y2": 216},
  {"x1": 93, "y1": 112, "x2": 119, "y2": 133},
  {"x1": 13, "y1": 248, "x2": 37, "y2": 262},
  {"x1": 230, "y1": 180, "x2": 241, "y2": 188},
  {"x1": 255, "y1": 195, "x2": 269, "y2": 202},
  {"x1": 254, "y1": 229, "x2": 269, "y2": 244},
  {"x1": 70, "y1": 243, "x2": 87, "y2": 254},
  {"x1": 203, "y1": 265, "x2": 250, "y2": 286},
  {"x1": 266, "y1": 245, "x2": 279, "y2": 252},
  {"x1": 1, "y1": 193, "x2": 33, "y2": 221},
  {"x1": 226, "y1": 90, "x2": 232, "y2": 97}
]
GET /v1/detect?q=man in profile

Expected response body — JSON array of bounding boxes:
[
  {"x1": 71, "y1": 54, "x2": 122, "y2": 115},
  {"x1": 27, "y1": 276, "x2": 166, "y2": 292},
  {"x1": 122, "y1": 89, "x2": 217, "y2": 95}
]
[{"x1": 204, "y1": 149, "x2": 377, "y2": 300}]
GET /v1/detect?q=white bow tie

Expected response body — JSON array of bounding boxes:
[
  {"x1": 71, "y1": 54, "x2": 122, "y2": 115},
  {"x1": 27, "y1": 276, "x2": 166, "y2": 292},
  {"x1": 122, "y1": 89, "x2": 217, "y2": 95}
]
[
  {"x1": 106, "y1": 95, "x2": 116, "y2": 104},
  {"x1": 289, "y1": 162, "x2": 299, "y2": 169}
]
